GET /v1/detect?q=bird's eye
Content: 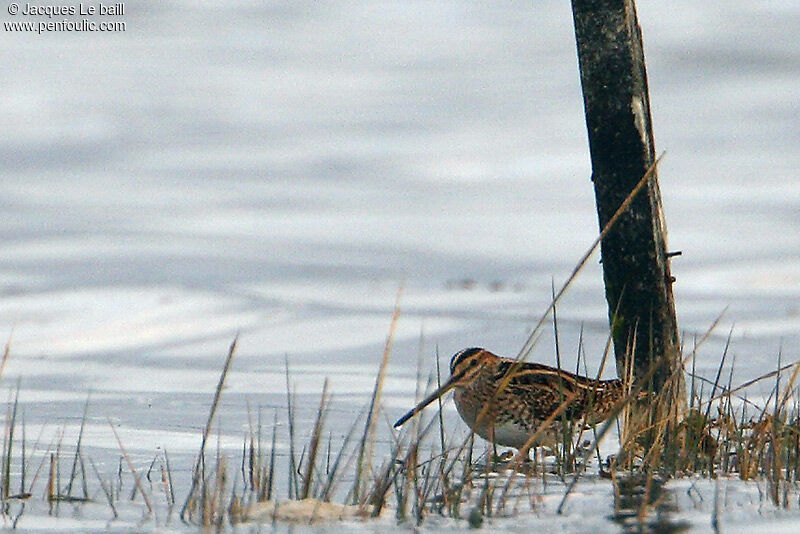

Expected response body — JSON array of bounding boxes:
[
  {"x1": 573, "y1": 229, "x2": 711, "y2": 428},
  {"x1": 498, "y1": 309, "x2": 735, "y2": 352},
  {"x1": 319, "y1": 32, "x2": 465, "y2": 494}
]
[{"x1": 470, "y1": 360, "x2": 477, "y2": 367}]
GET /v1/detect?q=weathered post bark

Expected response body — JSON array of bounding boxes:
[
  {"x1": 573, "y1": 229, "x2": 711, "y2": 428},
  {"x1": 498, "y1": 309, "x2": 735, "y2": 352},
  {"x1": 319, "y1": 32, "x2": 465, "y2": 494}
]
[{"x1": 570, "y1": 0, "x2": 682, "y2": 400}]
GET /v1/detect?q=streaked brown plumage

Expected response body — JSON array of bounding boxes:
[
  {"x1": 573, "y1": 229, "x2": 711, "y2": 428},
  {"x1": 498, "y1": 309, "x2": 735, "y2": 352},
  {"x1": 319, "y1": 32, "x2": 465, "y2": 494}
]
[{"x1": 394, "y1": 348, "x2": 628, "y2": 451}]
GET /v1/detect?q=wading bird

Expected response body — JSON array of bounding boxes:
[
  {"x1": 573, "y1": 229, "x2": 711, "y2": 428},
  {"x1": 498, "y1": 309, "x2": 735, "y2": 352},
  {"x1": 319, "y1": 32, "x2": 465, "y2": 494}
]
[{"x1": 394, "y1": 347, "x2": 628, "y2": 454}]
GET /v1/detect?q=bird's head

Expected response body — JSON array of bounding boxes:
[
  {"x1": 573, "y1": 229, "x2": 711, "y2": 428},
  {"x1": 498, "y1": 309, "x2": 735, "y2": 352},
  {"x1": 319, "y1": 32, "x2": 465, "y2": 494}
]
[{"x1": 393, "y1": 347, "x2": 494, "y2": 428}]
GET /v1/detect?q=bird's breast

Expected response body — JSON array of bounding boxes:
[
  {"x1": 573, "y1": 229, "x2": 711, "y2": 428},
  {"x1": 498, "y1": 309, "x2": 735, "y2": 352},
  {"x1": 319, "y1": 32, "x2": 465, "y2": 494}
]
[{"x1": 453, "y1": 385, "x2": 550, "y2": 449}]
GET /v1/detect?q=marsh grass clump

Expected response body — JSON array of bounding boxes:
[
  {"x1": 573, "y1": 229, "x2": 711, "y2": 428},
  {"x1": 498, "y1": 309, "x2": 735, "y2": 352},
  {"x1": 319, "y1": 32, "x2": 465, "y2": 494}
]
[
  {"x1": 0, "y1": 384, "x2": 171, "y2": 527},
  {"x1": 604, "y1": 330, "x2": 800, "y2": 520},
  {"x1": 3, "y1": 320, "x2": 800, "y2": 530},
  {"x1": 89, "y1": 331, "x2": 800, "y2": 529}
]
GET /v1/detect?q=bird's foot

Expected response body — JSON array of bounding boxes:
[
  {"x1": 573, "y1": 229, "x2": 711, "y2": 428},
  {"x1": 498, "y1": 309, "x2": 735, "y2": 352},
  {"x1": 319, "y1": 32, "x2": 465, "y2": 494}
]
[{"x1": 491, "y1": 451, "x2": 514, "y2": 463}]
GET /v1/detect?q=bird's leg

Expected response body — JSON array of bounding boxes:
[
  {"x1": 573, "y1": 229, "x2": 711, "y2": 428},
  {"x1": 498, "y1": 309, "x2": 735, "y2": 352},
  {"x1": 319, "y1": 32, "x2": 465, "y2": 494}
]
[
  {"x1": 487, "y1": 425, "x2": 511, "y2": 463},
  {"x1": 489, "y1": 425, "x2": 499, "y2": 462},
  {"x1": 521, "y1": 446, "x2": 534, "y2": 464}
]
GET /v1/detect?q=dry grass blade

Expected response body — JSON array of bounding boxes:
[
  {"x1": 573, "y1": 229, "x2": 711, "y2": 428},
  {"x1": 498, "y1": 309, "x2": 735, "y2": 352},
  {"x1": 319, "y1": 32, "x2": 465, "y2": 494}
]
[
  {"x1": 17, "y1": 414, "x2": 27, "y2": 499},
  {"x1": 776, "y1": 359, "x2": 800, "y2": 415},
  {"x1": 0, "y1": 335, "x2": 12, "y2": 385},
  {"x1": 267, "y1": 411, "x2": 277, "y2": 502},
  {"x1": 108, "y1": 418, "x2": 153, "y2": 514},
  {"x1": 433, "y1": 347, "x2": 451, "y2": 510},
  {"x1": 2, "y1": 381, "x2": 21, "y2": 500},
  {"x1": 702, "y1": 326, "x2": 734, "y2": 425},
  {"x1": 557, "y1": 354, "x2": 670, "y2": 514},
  {"x1": 352, "y1": 285, "x2": 402, "y2": 505},
  {"x1": 319, "y1": 406, "x2": 366, "y2": 503},
  {"x1": 180, "y1": 336, "x2": 238, "y2": 522},
  {"x1": 497, "y1": 389, "x2": 581, "y2": 506},
  {"x1": 301, "y1": 378, "x2": 329, "y2": 499},
  {"x1": 164, "y1": 449, "x2": 175, "y2": 506},
  {"x1": 27, "y1": 424, "x2": 55, "y2": 499},
  {"x1": 65, "y1": 392, "x2": 91, "y2": 498},
  {"x1": 517, "y1": 153, "x2": 664, "y2": 361},
  {"x1": 46, "y1": 453, "x2": 56, "y2": 508},
  {"x1": 571, "y1": 297, "x2": 623, "y2": 465},
  {"x1": 88, "y1": 456, "x2": 118, "y2": 519},
  {"x1": 285, "y1": 357, "x2": 299, "y2": 499}
]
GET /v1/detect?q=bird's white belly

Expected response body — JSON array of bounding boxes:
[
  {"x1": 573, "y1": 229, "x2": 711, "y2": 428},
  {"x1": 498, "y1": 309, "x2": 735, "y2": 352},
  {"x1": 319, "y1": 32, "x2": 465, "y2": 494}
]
[
  {"x1": 454, "y1": 389, "x2": 557, "y2": 449},
  {"x1": 491, "y1": 423, "x2": 535, "y2": 449},
  {"x1": 454, "y1": 394, "x2": 541, "y2": 449}
]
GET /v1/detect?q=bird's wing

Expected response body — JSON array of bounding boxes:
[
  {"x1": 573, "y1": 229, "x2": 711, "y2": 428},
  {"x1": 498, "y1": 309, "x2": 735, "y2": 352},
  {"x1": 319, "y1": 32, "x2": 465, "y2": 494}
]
[{"x1": 495, "y1": 362, "x2": 588, "y2": 420}]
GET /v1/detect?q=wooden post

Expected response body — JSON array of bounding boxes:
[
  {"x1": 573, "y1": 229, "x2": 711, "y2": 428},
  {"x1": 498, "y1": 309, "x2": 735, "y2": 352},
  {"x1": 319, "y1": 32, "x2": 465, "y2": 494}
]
[{"x1": 570, "y1": 0, "x2": 682, "y2": 395}]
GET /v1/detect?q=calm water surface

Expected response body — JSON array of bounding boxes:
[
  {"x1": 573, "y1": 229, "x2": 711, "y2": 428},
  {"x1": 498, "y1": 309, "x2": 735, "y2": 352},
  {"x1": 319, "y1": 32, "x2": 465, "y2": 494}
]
[{"x1": 1, "y1": 1, "x2": 798, "y2": 530}]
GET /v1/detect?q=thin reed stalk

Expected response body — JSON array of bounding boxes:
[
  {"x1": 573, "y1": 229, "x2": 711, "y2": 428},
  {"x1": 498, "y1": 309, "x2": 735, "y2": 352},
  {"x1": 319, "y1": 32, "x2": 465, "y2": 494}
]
[
  {"x1": 300, "y1": 378, "x2": 329, "y2": 499},
  {"x1": 109, "y1": 419, "x2": 153, "y2": 514},
  {"x1": 180, "y1": 336, "x2": 238, "y2": 522},
  {"x1": 351, "y1": 285, "x2": 402, "y2": 505}
]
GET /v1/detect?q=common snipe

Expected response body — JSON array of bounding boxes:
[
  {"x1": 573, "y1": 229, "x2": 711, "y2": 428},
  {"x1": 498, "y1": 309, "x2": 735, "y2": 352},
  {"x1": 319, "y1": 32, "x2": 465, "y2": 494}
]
[{"x1": 394, "y1": 348, "x2": 628, "y2": 451}]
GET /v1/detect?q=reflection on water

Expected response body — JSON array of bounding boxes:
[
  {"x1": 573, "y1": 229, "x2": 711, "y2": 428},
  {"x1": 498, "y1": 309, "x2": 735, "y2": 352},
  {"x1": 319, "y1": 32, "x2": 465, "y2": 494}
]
[{"x1": 611, "y1": 474, "x2": 689, "y2": 534}]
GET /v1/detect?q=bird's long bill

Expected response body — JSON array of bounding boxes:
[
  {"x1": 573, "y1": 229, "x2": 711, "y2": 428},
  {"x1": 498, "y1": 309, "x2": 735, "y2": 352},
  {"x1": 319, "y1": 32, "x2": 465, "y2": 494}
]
[{"x1": 393, "y1": 371, "x2": 464, "y2": 428}]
